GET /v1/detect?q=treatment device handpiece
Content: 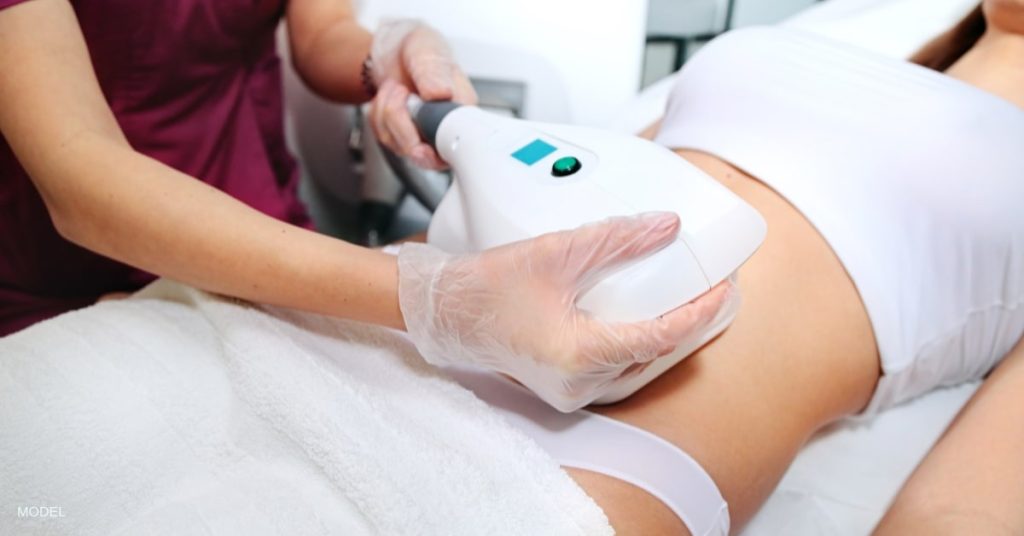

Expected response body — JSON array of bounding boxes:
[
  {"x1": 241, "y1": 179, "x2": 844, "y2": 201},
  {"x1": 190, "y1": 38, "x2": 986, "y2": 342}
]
[{"x1": 414, "y1": 101, "x2": 767, "y2": 412}]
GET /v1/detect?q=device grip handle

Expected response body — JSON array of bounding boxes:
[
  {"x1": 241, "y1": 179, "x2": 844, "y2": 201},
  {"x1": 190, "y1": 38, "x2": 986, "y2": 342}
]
[{"x1": 413, "y1": 100, "x2": 462, "y2": 149}]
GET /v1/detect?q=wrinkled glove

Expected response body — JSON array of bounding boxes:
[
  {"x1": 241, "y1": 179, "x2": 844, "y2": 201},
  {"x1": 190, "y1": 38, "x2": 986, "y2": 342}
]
[
  {"x1": 398, "y1": 212, "x2": 733, "y2": 412},
  {"x1": 368, "y1": 19, "x2": 477, "y2": 169}
]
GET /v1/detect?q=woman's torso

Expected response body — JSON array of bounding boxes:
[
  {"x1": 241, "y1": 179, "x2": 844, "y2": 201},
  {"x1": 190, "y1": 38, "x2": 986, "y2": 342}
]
[
  {"x1": 0, "y1": 0, "x2": 311, "y2": 335},
  {"x1": 585, "y1": 27, "x2": 1024, "y2": 530},
  {"x1": 655, "y1": 26, "x2": 1024, "y2": 412}
]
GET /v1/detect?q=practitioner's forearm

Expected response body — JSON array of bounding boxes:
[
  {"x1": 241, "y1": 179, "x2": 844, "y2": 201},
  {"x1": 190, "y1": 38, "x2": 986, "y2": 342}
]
[
  {"x1": 41, "y1": 134, "x2": 405, "y2": 330},
  {"x1": 0, "y1": 0, "x2": 404, "y2": 329},
  {"x1": 286, "y1": 0, "x2": 374, "y2": 103}
]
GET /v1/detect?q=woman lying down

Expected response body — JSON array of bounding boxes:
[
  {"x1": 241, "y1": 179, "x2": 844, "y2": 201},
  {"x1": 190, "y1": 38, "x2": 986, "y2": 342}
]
[
  {"x1": 469, "y1": 2, "x2": 1024, "y2": 533},
  {"x1": 2, "y1": 3, "x2": 1022, "y2": 535}
]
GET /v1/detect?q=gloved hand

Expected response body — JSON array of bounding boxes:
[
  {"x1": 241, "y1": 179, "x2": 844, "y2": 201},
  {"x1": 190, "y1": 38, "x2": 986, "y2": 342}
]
[
  {"x1": 368, "y1": 19, "x2": 477, "y2": 169},
  {"x1": 398, "y1": 212, "x2": 733, "y2": 412}
]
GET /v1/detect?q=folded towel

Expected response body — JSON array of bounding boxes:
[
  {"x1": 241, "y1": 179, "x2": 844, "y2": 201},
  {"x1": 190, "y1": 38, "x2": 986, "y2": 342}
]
[{"x1": 0, "y1": 279, "x2": 611, "y2": 535}]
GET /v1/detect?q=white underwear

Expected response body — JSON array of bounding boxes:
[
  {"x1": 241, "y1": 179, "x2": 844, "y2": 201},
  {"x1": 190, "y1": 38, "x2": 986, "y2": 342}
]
[{"x1": 447, "y1": 368, "x2": 730, "y2": 536}]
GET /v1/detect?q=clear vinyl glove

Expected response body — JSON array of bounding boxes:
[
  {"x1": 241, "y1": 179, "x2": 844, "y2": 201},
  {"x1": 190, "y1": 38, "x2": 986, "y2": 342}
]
[
  {"x1": 368, "y1": 19, "x2": 477, "y2": 169},
  {"x1": 398, "y1": 212, "x2": 733, "y2": 412}
]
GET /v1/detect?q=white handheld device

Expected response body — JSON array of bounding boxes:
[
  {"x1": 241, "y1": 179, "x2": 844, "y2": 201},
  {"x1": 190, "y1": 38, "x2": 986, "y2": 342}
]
[{"x1": 415, "y1": 102, "x2": 767, "y2": 410}]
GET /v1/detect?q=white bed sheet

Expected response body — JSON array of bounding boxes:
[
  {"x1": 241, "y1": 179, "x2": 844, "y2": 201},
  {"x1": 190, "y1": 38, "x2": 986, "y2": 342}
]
[{"x1": 784, "y1": 0, "x2": 978, "y2": 58}]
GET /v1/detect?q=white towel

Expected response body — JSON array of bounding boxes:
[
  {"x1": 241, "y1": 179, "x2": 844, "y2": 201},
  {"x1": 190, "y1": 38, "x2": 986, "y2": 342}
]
[{"x1": 0, "y1": 279, "x2": 611, "y2": 535}]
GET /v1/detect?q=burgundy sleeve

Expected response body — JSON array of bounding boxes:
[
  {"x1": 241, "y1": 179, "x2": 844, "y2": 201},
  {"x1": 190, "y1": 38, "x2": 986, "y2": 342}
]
[{"x1": 0, "y1": 0, "x2": 36, "y2": 10}]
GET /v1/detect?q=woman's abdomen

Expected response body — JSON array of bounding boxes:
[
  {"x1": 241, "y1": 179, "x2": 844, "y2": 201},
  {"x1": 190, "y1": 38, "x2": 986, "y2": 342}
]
[{"x1": 570, "y1": 149, "x2": 882, "y2": 532}]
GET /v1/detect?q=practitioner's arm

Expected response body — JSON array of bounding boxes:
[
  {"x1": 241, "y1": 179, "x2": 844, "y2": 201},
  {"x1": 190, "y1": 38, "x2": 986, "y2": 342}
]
[
  {"x1": 0, "y1": 0, "x2": 405, "y2": 329},
  {"x1": 1, "y1": 0, "x2": 726, "y2": 389},
  {"x1": 285, "y1": 0, "x2": 373, "y2": 103},
  {"x1": 876, "y1": 338, "x2": 1024, "y2": 534}
]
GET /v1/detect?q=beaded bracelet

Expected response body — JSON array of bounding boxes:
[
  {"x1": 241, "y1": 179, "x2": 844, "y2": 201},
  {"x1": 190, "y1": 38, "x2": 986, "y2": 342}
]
[{"x1": 361, "y1": 55, "x2": 378, "y2": 98}]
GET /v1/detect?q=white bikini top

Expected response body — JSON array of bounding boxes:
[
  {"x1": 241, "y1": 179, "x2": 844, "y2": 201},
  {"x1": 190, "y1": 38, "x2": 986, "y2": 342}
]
[{"x1": 656, "y1": 26, "x2": 1024, "y2": 414}]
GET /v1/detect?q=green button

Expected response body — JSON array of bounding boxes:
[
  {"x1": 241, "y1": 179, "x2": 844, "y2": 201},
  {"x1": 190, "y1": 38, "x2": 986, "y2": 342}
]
[{"x1": 552, "y1": 156, "x2": 582, "y2": 177}]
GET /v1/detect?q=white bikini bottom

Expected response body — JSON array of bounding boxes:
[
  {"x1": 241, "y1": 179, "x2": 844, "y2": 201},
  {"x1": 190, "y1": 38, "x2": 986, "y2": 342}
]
[{"x1": 448, "y1": 368, "x2": 730, "y2": 536}]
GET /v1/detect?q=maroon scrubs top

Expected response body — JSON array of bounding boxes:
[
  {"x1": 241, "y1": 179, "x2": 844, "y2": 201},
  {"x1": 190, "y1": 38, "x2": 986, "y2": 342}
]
[{"x1": 0, "y1": 0, "x2": 313, "y2": 336}]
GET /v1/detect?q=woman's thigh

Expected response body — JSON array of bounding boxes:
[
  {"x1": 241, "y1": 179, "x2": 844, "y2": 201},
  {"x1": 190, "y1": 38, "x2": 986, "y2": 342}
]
[
  {"x1": 876, "y1": 338, "x2": 1024, "y2": 534},
  {"x1": 565, "y1": 150, "x2": 882, "y2": 533},
  {"x1": 567, "y1": 468, "x2": 688, "y2": 534}
]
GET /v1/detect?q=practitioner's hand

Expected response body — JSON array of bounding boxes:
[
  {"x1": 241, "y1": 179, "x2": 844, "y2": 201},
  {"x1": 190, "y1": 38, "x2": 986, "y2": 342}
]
[
  {"x1": 368, "y1": 20, "x2": 477, "y2": 170},
  {"x1": 397, "y1": 212, "x2": 733, "y2": 412}
]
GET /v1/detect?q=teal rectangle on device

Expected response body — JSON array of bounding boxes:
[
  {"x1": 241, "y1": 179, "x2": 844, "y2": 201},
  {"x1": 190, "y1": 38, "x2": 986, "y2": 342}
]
[{"x1": 511, "y1": 139, "x2": 557, "y2": 166}]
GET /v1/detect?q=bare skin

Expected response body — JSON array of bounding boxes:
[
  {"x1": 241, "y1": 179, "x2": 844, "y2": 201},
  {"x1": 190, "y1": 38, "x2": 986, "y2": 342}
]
[
  {"x1": 875, "y1": 340, "x2": 1024, "y2": 535},
  {"x1": 946, "y1": 0, "x2": 1024, "y2": 110}
]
